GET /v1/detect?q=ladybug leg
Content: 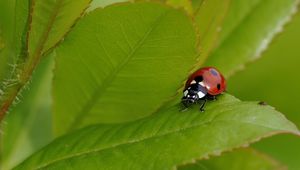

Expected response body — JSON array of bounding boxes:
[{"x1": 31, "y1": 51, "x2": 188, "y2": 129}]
[
  {"x1": 180, "y1": 104, "x2": 188, "y2": 112},
  {"x1": 180, "y1": 99, "x2": 190, "y2": 112},
  {"x1": 207, "y1": 95, "x2": 217, "y2": 101},
  {"x1": 182, "y1": 100, "x2": 189, "y2": 108},
  {"x1": 199, "y1": 99, "x2": 207, "y2": 112},
  {"x1": 212, "y1": 95, "x2": 217, "y2": 101}
]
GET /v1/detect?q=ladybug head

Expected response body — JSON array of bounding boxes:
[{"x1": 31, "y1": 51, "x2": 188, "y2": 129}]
[{"x1": 181, "y1": 83, "x2": 207, "y2": 107}]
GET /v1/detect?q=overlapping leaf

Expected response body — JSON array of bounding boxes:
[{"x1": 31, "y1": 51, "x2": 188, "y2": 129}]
[
  {"x1": 0, "y1": 0, "x2": 92, "y2": 167},
  {"x1": 2, "y1": 0, "x2": 300, "y2": 169},
  {"x1": 53, "y1": 2, "x2": 197, "y2": 134},
  {"x1": 0, "y1": 0, "x2": 92, "y2": 122},
  {"x1": 27, "y1": 0, "x2": 91, "y2": 57},
  {"x1": 163, "y1": 0, "x2": 230, "y2": 65},
  {"x1": 14, "y1": 94, "x2": 298, "y2": 169},
  {"x1": 205, "y1": 0, "x2": 299, "y2": 77},
  {"x1": 193, "y1": 0, "x2": 230, "y2": 65},
  {"x1": 229, "y1": 12, "x2": 300, "y2": 170}
]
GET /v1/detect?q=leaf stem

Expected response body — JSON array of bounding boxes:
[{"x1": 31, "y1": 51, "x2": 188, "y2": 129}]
[{"x1": 0, "y1": 0, "x2": 55, "y2": 122}]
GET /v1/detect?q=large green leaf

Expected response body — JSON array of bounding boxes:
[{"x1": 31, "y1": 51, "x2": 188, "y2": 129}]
[
  {"x1": 204, "y1": 0, "x2": 299, "y2": 77},
  {"x1": 0, "y1": 55, "x2": 54, "y2": 170},
  {"x1": 53, "y1": 2, "x2": 197, "y2": 134},
  {"x1": 0, "y1": 0, "x2": 29, "y2": 83},
  {"x1": 14, "y1": 94, "x2": 298, "y2": 169},
  {"x1": 178, "y1": 148, "x2": 286, "y2": 170}
]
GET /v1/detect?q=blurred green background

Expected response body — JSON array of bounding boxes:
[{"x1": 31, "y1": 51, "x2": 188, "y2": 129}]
[{"x1": 228, "y1": 12, "x2": 300, "y2": 170}]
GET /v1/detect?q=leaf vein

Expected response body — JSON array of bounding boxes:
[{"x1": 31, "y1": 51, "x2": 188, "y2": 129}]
[
  {"x1": 35, "y1": 119, "x2": 287, "y2": 169},
  {"x1": 67, "y1": 9, "x2": 171, "y2": 131}
]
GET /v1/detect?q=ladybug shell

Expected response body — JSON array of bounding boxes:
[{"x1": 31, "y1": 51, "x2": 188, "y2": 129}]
[{"x1": 185, "y1": 67, "x2": 226, "y2": 96}]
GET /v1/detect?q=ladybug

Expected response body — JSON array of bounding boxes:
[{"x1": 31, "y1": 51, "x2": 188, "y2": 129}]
[{"x1": 182, "y1": 67, "x2": 226, "y2": 111}]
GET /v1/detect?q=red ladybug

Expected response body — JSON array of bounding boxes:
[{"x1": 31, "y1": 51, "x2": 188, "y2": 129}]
[{"x1": 182, "y1": 67, "x2": 226, "y2": 111}]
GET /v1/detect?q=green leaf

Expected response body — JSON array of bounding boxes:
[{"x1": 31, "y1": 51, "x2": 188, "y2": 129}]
[
  {"x1": 0, "y1": 35, "x2": 4, "y2": 50},
  {"x1": 163, "y1": 0, "x2": 230, "y2": 64},
  {"x1": 190, "y1": 0, "x2": 203, "y2": 10},
  {"x1": 0, "y1": 0, "x2": 91, "y2": 124},
  {"x1": 204, "y1": 0, "x2": 299, "y2": 77},
  {"x1": 228, "y1": 11, "x2": 300, "y2": 170},
  {"x1": 0, "y1": 0, "x2": 29, "y2": 82},
  {"x1": 53, "y1": 2, "x2": 197, "y2": 134},
  {"x1": 0, "y1": 55, "x2": 54, "y2": 170},
  {"x1": 178, "y1": 148, "x2": 286, "y2": 170},
  {"x1": 14, "y1": 94, "x2": 298, "y2": 169},
  {"x1": 27, "y1": 0, "x2": 91, "y2": 57},
  {"x1": 253, "y1": 135, "x2": 300, "y2": 170},
  {"x1": 193, "y1": 0, "x2": 230, "y2": 65}
]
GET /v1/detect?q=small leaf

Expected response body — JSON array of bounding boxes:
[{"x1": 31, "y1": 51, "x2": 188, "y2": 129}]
[
  {"x1": 178, "y1": 148, "x2": 286, "y2": 170},
  {"x1": 0, "y1": 55, "x2": 54, "y2": 170},
  {"x1": 0, "y1": 0, "x2": 92, "y2": 123},
  {"x1": 193, "y1": 0, "x2": 230, "y2": 65},
  {"x1": 164, "y1": 0, "x2": 230, "y2": 64},
  {"x1": 204, "y1": 0, "x2": 300, "y2": 77},
  {"x1": 27, "y1": 0, "x2": 91, "y2": 57},
  {"x1": 0, "y1": 0, "x2": 29, "y2": 82},
  {"x1": 14, "y1": 94, "x2": 298, "y2": 169},
  {"x1": 53, "y1": 2, "x2": 197, "y2": 134},
  {"x1": 0, "y1": 0, "x2": 90, "y2": 122}
]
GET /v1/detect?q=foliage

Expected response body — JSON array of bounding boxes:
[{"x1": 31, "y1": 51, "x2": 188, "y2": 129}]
[
  {"x1": 13, "y1": 94, "x2": 299, "y2": 169},
  {"x1": 229, "y1": 12, "x2": 300, "y2": 170},
  {"x1": 53, "y1": 3, "x2": 198, "y2": 134},
  {"x1": 0, "y1": 0, "x2": 299, "y2": 169}
]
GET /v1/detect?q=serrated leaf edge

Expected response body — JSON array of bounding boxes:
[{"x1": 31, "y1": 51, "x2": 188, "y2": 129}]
[{"x1": 173, "y1": 130, "x2": 299, "y2": 170}]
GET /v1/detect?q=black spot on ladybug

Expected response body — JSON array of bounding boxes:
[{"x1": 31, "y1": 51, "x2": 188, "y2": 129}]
[
  {"x1": 210, "y1": 69, "x2": 219, "y2": 76},
  {"x1": 194, "y1": 76, "x2": 203, "y2": 82},
  {"x1": 217, "y1": 84, "x2": 221, "y2": 90},
  {"x1": 258, "y1": 101, "x2": 267, "y2": 105}
]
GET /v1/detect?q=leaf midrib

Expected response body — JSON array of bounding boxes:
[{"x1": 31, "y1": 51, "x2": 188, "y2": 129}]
[
  {"x1": 67, "y1": 9, "x2": 171, "y2": 131},
  {"x1": 34, "y1": 118, "x2": 289, "y2": 169}
]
